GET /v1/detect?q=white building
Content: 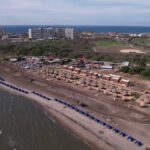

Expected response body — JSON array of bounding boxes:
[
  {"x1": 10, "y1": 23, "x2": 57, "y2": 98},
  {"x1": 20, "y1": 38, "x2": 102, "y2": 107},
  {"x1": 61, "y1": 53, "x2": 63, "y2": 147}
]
[
  {"x1": 29, "y1": 28, "x2": 41, "y2": 39},
  {"x1": 29, "y1": 27, "x2": 74, "y2": 40},
  {"x1": 0, "y1": 27, "x2": 5, "y2": 35},
  {"x1": 1, "y1": 35, "x2": 9, "y2": 41},
  {"x1": 130, "y1": 33, "x2": 142, "y2": 37},
  {"x1": 28, "y1": 28, "x2": 54, "y2": 40},
  {"x1": 65, "y1": 28, "x2": 74, "y2": 39}
]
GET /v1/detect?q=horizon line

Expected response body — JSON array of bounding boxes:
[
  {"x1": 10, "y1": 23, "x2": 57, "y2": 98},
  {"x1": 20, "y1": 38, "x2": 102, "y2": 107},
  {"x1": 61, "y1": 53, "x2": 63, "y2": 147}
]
[{"x1": 1, "y1": 24, "x2": 150, "y2": 27}]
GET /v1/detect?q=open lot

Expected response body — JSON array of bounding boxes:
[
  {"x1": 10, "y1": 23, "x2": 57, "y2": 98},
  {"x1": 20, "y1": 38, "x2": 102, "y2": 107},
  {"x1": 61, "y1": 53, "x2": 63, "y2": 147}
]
[
  {"x1": 94, "y1": 45, "x2": 139, "y2": 54},
  {"x1": 94, "y1": 44, "x2": 149, "y2": 55},
  {"x1": 131, "y1": 37, "x2": 150, "y2": 47},
  {"x1": 120, "y1": 49, "x2": 146, "y2": 54},
  {"x1": 95, "y1": 40, "x2": 126, "y2": 47},
  {"x1": 94, "y1": 39, "x2": 150, "y2": 55}
]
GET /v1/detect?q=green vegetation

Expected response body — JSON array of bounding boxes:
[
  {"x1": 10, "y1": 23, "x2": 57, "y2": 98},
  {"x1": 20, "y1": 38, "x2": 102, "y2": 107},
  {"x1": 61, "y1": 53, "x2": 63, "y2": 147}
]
[
  {"x1": 131, "y1": 37, "x2": 150, "y2": 47},
  {"x1": 0, "y1": 40, "x2": 150, "y2": 77},
  {"x1": 120, "y1": 57, "x2": 150, "y2": 80},
  {"x1": 132, "y1": 93, "x2": 141, "y2": 100},
  {"x1": 95, "y1": 40, "x2": 125, "y2": 46},
  {"x1": 1, "y1": 40, "x2": 150, "y2": 65},
  {"x1": 0, "y1": 40, "x2": 93, "y2": 58},
  {"x1": 87, "y1": 53, "x2": 150, "y2": 65},
  {"x1": 120, "y1": 66, "x2": 150, "y2": 80}
]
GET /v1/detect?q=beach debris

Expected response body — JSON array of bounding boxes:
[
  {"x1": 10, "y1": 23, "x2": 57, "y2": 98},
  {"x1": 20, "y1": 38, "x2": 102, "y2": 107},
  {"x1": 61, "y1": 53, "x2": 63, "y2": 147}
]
[
  {"x1": 113, "y1": 97, "x2": 116, "y2": 101},
  {"x1": 0, "y1": 130, "x2": 3, "y2": 135},
  {"x1": 139, "y1": 101, "x2": 146, "y2": 107},
  {"x1": 79, "y1": 102, "x2": 88, "y2": 108},
  {"x1": 106, "y1": 118, "x2": 112, "y2": 122},
  {"x1": 145, "y1": 146, "x2": 150, "y2": 150},
  {"x1": 28, "y1": 78, "x2": 34, "y2": 82},
  {"x1": 99, "y1": 130, "x2": 104, "y2": 134}
]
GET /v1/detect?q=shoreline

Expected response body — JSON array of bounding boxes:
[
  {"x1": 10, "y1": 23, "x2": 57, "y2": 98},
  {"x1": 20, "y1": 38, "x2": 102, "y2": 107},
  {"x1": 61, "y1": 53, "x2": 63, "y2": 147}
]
[
  {"x1": 0, "y1": 79, "x2": 146, "y2": 150},
  {"x1": 0, "y1": 82, "x2": 108, "y2": 150},
  {"x1": 0, "y1": 63, "x2": 149, "y2": 150}
]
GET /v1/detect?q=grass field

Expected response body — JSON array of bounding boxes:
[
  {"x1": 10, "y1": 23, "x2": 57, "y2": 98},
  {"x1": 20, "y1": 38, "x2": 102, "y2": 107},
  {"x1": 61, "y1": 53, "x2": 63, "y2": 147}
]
[
  {"x1": 95, "y1": 40, "x2": 125, "y2": 46},
  {"x1": 131, "y1": 37, "x2": 150, "y2": 46}
]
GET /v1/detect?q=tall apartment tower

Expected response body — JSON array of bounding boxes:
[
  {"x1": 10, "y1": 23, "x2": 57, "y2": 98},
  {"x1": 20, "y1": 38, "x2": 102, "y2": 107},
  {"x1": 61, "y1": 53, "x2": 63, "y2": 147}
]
[
  {"x1": 29, "y1": 28, "x2": 41, "y2": 39},
  {"x1": 0, "y1": 27, "x2": 5, "y2": 35},
  {"x1": 28, "y1": 28, "x2": 54, "y2": 40},
  {"x1": 65, "y1": 28, "x2": 74, "y2": 40},
  {"x1": 54, "y1": 28, "x2": 65, "y2": 39},
  {"x1": 28, "y1": 27, "x2": 74, "y2": 40}
]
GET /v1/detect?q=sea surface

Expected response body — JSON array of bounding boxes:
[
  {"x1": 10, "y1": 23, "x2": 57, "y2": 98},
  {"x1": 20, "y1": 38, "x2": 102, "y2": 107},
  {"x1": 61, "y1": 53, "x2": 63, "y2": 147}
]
[
  {"x1": 0, "y1": 89, "x2": 92, "y2": 150},
  {"x1": 2, "y1": 25, "x2": 150, "y2": 34}
]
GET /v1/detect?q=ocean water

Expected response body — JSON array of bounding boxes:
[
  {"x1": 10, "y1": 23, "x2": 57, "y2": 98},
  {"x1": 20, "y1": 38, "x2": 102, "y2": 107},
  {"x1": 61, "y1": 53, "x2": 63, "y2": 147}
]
[
  {"x1": 2, "y1": 25, "x2": 150, "y2": 34},
  {"x1": 0, "y1": 90, "x2": 92, "y2": 150}
]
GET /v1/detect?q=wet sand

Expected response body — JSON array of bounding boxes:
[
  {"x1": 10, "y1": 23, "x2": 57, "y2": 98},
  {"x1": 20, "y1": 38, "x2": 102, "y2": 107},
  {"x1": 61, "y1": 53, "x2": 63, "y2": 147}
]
[{"x1": 0, "y1": 89, "x2": 92, "y2": 150}]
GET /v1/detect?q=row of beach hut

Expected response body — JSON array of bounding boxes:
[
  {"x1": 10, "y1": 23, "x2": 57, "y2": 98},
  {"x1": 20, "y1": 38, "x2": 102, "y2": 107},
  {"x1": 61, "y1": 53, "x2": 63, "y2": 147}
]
[{"x1": 62, "y1": 66, "x2": 130, "y2": 87}]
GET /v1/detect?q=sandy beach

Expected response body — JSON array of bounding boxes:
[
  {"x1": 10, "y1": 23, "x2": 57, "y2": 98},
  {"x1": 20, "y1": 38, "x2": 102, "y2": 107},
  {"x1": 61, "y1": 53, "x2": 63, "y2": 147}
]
[
  {"x1": 0, "y1": 77, "x2": 114, "y2": 150},
  {"x1": 0, "y1": 63, "x2": 150, "y2": 150}
]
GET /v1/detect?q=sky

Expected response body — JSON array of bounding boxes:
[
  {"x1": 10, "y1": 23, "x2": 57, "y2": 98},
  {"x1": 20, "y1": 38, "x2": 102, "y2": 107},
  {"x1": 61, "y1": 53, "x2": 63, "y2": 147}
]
[{"x1": 0, "y1": 0, "x2": 150, "y2": 26}]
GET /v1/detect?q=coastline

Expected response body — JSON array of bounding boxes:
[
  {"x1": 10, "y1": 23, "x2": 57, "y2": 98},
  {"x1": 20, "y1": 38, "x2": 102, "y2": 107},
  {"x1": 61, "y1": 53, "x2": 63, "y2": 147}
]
[
  {"x1": 0, "y1": 82, "x2": 111, "y2": 150},
  {"x1": 0, "y1": 79, "x2": 146, "y2": 150},
  {"x1": 0, "y1": 64, "x2": 149, "y2": 150}
]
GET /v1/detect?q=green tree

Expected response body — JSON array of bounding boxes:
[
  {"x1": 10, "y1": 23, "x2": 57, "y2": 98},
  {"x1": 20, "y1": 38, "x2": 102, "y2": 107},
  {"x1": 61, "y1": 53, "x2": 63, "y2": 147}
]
[
  {"x1": 120, "y1": 66, "x2": 130, "y2": 73},
  {"x1": 133, "y1": 66, "x2": 145, "y2": 74}
]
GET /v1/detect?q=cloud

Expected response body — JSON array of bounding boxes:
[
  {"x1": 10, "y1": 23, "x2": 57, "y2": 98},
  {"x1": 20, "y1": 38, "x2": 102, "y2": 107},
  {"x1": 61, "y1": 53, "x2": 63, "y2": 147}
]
[{"x1": 0, "y1": 0, "x2": 150, "y2": 25}]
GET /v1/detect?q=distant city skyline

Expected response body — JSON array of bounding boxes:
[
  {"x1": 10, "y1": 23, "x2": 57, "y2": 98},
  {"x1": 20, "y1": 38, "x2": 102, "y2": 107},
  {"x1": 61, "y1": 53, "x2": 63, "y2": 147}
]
[{"x1": 0, "y1": 0, "x2": 150, "y2": 26}]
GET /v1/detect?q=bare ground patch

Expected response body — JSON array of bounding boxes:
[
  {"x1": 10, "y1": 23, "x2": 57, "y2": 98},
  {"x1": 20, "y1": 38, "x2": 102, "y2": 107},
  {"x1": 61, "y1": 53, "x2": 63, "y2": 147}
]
[
  {"x1": 94, "y1": 45, "x2": 147, "y2": 54},
  {"x1": 120, "y1": 49, "x2": 146, "y2": 54}
]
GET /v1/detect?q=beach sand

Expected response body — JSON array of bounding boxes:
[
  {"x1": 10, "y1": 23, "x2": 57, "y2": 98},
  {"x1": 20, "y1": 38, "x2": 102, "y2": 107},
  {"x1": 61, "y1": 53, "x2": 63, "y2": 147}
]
[{"x1": 0, "y1": 63, "x2": 150, "y2": 150}]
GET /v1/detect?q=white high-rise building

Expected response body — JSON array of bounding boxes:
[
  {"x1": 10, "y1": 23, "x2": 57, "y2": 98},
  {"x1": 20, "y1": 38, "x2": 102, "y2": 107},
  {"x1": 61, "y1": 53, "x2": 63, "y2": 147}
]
[
  {"x1": 29, "y1": 28, "x2": 41, "y2": 39},
  {"x1": 28, "y1": 28, "x2": 54, "y2": 40},
  {"x1": 65, "y1": 28, "x2": 74, "y2": 40},
  {"x1": 28, "y1": 27, "x2": 74, "y2": 40},
  {"x1": 0, "y1": 27, "x2": 5, "y2": 35}
]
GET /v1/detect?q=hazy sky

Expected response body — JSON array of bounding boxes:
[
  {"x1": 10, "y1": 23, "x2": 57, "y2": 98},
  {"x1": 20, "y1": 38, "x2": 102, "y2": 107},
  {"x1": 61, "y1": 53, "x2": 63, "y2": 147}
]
[{"x1": 0, "y1": 0, "x2": 150, "y2": 26}]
